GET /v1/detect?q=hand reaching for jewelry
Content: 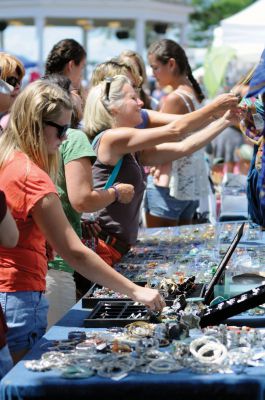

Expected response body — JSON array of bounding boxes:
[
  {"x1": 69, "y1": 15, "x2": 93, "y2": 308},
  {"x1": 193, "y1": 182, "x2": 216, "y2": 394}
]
[
  {"x1": 131, "y1": 285, "x2": 166, "y2": 312},
  {"x1": 222, "y1": 106, "x2": 244, "y2": 127},
  {"x1": 211, "y1": 93, "x2": 239, "y2": 118}
]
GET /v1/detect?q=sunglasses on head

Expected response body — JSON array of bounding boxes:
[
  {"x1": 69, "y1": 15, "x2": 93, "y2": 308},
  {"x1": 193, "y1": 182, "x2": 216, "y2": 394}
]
[
  {"x1": 44, "y1": 121, "x2": 70, "y2": 139},
  {"x1": 5, "y1": 76, "x2": 21, "y2": 88},
  {"x1": 104, "y1": 77, "x2": 113, "y2": 102}
]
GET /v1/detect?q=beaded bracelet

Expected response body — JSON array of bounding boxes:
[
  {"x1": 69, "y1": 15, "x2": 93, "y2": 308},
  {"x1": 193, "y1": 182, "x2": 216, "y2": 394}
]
[{"x1": 109, "y1": 185, "x2": 120, "y2": 202}]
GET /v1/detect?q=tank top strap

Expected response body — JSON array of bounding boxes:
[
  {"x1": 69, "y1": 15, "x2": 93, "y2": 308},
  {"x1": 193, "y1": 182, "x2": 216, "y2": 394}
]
[{"x1": 173, "y1": 89, "x2": 194, "y2": 113}]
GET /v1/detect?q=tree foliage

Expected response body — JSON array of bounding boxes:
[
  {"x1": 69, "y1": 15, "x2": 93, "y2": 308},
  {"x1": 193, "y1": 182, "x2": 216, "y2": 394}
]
[
  {"x1": 189, "y1": 0, "x2": 256, "y2": 44},
  {"x1": 190, "y1": 0, "x2": 256, "y2": 31}
]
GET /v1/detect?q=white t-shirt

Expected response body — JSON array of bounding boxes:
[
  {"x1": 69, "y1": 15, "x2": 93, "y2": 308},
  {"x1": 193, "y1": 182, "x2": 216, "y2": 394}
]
[{"x1": 169, "y1": 89, "x2": 209, "y2": 201}]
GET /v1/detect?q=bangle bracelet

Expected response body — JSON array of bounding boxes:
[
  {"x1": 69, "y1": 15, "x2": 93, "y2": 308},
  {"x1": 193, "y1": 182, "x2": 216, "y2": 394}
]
[
  {"x1": 189, "y1": 336, "x2": 227, "y2": 365},
  {"x1": 110, "y1": 185, "x2": 119, "y2": 202}
]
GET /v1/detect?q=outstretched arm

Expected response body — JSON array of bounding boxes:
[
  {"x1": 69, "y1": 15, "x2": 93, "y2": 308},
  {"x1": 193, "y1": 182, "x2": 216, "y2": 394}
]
[
  {"x1": 146, "y1": 93, "x2": 238, "y2": 130},
  {"x1": 98, "y1": 94, "x2": 238, "y2": 165},
  {"x1": 140, "y1": 111, "x2": 235, "y2": 165},
  {"x1": 31, "y1": 193, "x2": 165, "y2": 310}
]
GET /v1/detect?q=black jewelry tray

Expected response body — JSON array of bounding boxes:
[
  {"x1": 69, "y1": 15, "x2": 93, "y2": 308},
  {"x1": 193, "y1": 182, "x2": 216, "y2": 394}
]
[
  {"x1": 82, "y1": 280, "x2": 204, "y2": 309},
  {"x1": 82, "y1": 282, "x2": 146, "y2": 308},
  {"x1": 83, "y1": 301, "x2": 158, "y2": 328},
  {"x1": 200, "y1": 283, "x2": 265, "y2": 328}
]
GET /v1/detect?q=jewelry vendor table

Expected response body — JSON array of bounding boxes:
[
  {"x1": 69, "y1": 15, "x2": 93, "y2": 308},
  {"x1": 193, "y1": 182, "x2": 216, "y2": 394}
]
[
  {"x1": 1, "y1": 300, "x2": 265, "y2": 400},
  {"x1": 2, "y1": 223, "x2": 265, "y2": 400}
]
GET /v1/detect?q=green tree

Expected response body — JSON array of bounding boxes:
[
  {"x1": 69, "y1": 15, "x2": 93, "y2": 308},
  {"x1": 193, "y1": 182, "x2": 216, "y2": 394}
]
[{"x1": 189, "y1": 0, "x2": 256, "y2": 45}]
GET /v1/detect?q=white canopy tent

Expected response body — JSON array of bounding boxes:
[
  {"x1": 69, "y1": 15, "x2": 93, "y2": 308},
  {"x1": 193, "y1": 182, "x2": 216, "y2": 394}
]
[{"x1": 213, "y1": 0, "x2": 265, "y2": 62}]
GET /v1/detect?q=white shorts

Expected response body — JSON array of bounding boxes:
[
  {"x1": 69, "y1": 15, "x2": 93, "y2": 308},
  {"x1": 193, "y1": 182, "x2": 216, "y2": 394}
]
[{"x1": 45, "y1": 269, "x2": 76, "y2": 329}]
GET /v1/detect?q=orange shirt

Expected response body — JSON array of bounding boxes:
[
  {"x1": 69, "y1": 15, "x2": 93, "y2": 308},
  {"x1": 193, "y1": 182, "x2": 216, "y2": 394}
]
[{"x1": 0, "y1": 152, "x2": 58, "y2": 292}]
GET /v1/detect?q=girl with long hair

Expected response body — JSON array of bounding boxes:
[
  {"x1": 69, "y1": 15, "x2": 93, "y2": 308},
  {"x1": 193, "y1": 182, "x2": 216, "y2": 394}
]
[{"x1": 0, "y1": 80, "x2": 164, "y2": 363}]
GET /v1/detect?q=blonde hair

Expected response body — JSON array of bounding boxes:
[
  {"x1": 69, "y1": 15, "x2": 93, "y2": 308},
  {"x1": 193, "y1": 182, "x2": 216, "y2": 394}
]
[
  {"x1": 90, "y1": 59, "x2": 142, "y2": 88},
  {"x1": 118, "y1": 50, "x2": 148, "y2": 85},
  {"x1": 84, "y1": 75, "x2": 131, "y2": 139},
  {"x1": 117, "y1": 50, "x2": 152, "y2": 109},
  {"x1": 0, "y1": 52, "x2": 25, "y2": 80},
  {"x1": 0, "y1": 80, "x2": 72, "y2": 181}
]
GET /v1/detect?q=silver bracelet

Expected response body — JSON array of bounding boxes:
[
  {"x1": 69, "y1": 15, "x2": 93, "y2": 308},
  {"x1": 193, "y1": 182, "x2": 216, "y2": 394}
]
[{"x1": 149, "y1": 358, "x2": 182, "y2": 374}]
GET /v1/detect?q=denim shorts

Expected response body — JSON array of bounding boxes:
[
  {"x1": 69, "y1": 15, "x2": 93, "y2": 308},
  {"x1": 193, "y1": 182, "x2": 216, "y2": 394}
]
[
  {"x1": 0, "y1": 291, "x2": 49, "y2": 353},
  {"x1": 144, "y1": 175, "x2": 199, "y2": 222},
  {"x1": 0, "y1": 344, "x2": 13, "y2": 379}
]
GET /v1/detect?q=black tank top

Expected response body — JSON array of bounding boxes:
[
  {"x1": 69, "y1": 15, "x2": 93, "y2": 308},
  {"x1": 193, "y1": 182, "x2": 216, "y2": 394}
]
[{"x1": 92, "y1": 134, "x2": 146, "y2": 245}]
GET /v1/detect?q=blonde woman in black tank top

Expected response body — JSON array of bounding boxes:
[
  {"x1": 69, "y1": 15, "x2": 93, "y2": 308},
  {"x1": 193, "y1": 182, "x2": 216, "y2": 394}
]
[{"x1": 83, "y1": 74, "x2": 239, "y2": 267}]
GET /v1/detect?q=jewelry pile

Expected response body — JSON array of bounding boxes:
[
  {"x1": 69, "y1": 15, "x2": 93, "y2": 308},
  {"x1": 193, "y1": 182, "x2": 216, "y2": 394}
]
[{"x1": 25, "y1": 323, "x2": 265, "y2": 378}]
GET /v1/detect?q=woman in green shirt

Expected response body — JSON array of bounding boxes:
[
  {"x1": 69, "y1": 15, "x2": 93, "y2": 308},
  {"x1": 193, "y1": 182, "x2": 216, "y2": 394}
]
[{"x1": 45, "y1": 75, "x2": 134, "y2": 327}]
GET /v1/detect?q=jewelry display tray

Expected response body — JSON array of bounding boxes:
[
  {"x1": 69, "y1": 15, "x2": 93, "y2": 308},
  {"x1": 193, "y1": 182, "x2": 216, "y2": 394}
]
[
  {"x1": 200, "y1": 283, "x2": 265, "y2": 328},
  {"x1": 83, "y1": 285, "x2": 265, "y2": 328},
  {"x1": 82, "y1": 281, "x2": 205, "y2": 309},
  {"x1": 82, "y1": 282, "x2": 146, "y2": 308},
  {"x1": 84, "y1": 301, "x2": 158, "y2": 328}
]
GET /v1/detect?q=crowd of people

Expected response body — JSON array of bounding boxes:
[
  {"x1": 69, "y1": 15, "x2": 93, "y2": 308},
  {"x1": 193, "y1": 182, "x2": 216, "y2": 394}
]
[{"x1": 0, "y1": 36, "x2": 264, "y2": 379}]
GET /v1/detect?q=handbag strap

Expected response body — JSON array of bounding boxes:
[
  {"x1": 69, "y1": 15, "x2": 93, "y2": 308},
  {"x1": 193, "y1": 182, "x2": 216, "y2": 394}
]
[{"x1": 92, "y1": 132, "x2": 123, "y2": 189}]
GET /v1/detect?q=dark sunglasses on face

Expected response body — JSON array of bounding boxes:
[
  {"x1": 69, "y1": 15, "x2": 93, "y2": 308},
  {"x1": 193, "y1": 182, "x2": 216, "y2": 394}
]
[
  {"x1": 44, "y1": 121, "x2": 70, "y2": 139},
  {"x1": 5, "y1": 76, "x2": 21, "y2": 88}
]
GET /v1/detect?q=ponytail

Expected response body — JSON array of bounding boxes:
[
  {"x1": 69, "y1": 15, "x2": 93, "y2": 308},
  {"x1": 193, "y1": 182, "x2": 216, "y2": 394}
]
[{"x1": 186, "y1": 63, "x2": 205, "y2": 103}]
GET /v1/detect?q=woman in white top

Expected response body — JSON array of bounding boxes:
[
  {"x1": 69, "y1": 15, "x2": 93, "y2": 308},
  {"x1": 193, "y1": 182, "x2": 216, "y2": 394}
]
[{"x1": 145, "y1": 39, "x2": 210, "y2": 227}]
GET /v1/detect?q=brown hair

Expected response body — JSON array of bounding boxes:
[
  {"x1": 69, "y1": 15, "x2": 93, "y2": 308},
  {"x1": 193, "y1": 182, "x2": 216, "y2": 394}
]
[
  {"x1": 90, "y1": 59, "x2": 142, "y2": 88},
  {"x1": 45, "y1": 39, "x2": 86, "y2": 75},
  {"x1": 148, "y1": 39, "x2": 205, "y2": 103}
]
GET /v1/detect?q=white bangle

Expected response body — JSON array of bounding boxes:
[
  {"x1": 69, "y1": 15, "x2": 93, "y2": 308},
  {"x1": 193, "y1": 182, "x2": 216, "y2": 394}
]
[{"x1": 190, "y1": 335, "x2": 227, "y2": 365}]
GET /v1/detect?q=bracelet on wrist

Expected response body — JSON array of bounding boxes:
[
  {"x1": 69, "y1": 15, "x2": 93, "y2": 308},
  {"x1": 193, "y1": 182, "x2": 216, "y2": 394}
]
[{"x1": 110, "y1": 185, "x2": 120, "y2": 202}]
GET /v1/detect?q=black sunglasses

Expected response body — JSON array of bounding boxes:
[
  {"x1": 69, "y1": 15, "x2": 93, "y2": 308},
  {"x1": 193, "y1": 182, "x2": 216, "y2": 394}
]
[
  {"x1": 44, "y1": 121, "x2": 70, "y2": 139},
  {"x1": 5, "y1": 76, "x2": 21, "y2": 88},
  {"x1": 104, "y1": 77, "x2": 113, "y2": 102}
]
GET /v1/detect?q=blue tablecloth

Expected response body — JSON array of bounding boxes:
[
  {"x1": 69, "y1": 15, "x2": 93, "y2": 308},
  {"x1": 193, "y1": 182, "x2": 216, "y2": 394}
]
[{"x1": 1, "y1": 301, "x2": 265, "y2": 400}]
